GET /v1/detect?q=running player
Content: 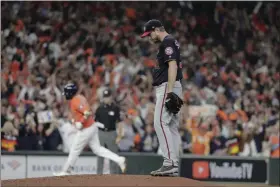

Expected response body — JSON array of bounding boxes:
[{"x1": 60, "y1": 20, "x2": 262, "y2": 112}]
[{"x1": 54, "y1": 83, "x2": 126, "y2": 176}]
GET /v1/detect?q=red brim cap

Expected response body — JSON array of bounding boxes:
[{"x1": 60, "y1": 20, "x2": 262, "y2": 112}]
[{"x1": 141, "y1": 31, "x2": 152, "y2": 38}]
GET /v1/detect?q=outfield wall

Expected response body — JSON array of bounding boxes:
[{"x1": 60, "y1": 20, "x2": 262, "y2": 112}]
[{"x1": 1, "y1": 151, "x2": 279, "y2": 185}]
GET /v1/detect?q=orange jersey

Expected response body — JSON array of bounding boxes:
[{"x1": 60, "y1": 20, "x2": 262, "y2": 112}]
[
  {"x1": 191, "y1": 129, "x2": 213, "y2": 155},
  {"x1": 270, "y1": 135, "x2": 280, "y2": 158},
  {"x1": 69, "y1": 94, "x2": 94, "y2": 128},
  {"x1": 186, "y1": 123, "x2": 213, "y2": 155},
  {"x1": 186, "y1": 120, "x2": 214, "y2": 155}
]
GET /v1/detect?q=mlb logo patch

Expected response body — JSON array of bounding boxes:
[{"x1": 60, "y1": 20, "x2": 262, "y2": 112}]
[{"x1": 165, "y1": 47, "x2": 173, "y2": 55}]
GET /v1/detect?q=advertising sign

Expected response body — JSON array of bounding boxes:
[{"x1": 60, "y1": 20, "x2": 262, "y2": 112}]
[
  {"x1": 180, "y1": 157, "x2": 267, "y2": 183},
  {"x1": 27, "y1": 155, "x2": 97, "y2": 178},
  {"x1": 1, "y1": 155, "x2": 26, "y2": 179}
]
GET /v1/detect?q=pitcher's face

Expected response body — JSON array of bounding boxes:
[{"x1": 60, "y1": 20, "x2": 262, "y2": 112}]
[{"x1": 149, "y1": 30, "x2": 160, "y2": 43}]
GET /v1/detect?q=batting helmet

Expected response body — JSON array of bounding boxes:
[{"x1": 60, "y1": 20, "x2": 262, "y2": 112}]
[{"x1": 62, "y1": 83, "x2": 78, "y2": 100}]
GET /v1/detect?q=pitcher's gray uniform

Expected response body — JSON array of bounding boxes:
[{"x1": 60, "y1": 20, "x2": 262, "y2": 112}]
[{"x1": 141, "y1": 19, "x2": 183, "y2": 176}]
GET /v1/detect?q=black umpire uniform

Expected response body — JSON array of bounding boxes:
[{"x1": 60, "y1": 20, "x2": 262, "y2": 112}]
[{"x1": 95, "y1": 89, "x2": 121, "y2": 174}]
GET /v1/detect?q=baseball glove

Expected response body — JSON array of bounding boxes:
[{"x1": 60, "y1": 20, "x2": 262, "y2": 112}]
[{"x1": 165, "y1": 92, "x2": 184, "y2": 115}]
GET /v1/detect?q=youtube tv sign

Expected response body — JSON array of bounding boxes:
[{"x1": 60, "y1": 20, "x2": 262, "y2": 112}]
[
  {"x1": 180, "y1": 157, "x2": 268, "y2": 183},
  {"x1": 192, "y1": 161, "x2": 209, "y2": 179}
]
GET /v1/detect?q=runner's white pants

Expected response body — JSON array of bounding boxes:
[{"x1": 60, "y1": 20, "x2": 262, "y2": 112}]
[{"x1": 62, "y1": 123, "x2": 123, "y2": 173}]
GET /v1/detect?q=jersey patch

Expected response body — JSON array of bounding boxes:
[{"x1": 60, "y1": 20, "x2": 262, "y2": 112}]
[
  {"x1": 175, "y1": 40, "x2": 180, "y2": 49},
  {"x1": 165, "y1": 47, "x2": 173, "y2": 55}
]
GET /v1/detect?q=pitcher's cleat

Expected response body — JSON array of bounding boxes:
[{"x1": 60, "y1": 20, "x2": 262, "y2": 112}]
[
  {"x1": 156, "y1": 171, "x2": 179, "y2": 177},
  {"x1": 151, "y1": 165, "x2": 178, "y2": 176},
  {"x1": 150, "y1": 166, "x2": 163, "y2": 175}
]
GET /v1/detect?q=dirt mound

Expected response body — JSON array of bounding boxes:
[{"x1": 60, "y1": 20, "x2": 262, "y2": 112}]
[{"x1": 2, "y1": 174, "x2": 223, "y2": 187}]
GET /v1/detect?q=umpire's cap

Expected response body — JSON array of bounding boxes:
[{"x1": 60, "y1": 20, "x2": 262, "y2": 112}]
[
  {"x1": 103, "y1": 88, "x2": 112, "y2": 97},
  {"x1": 141, "y1": 19, "x2": 163, "y2": 38}
]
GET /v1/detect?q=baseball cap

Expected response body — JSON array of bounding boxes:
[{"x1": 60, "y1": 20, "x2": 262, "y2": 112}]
[
  {"x1": 103, "y1": 89, "x2": 112, "y2": 97},
  {"x1": 141, "y1": 19, "x2": 163, "y2": 38}
]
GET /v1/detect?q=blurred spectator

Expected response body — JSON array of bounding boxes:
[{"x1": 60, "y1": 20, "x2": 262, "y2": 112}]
[
  {"x1": 1, "y1": 121, "x2": 18, "y2": 152},
  {"x1": 140, "y1": 125, "x2": 158, "y2": 152},
  {"x1": 1, "y1": 105, "x2": 8, "y2": 128},
  {"x1": 210, "y1": 122, "x2": 227, "y2": 156},
  {"x1": 116, "y1": 111, "x2": 138, "y2": 152},
  {"x1": 43, "y1": 122, "x2": 61, "y2": 151},
  {"x1": 127, "y1": 109, "x2": 145, "y2": 137},
  {"x1": 179, "y1": 122, "x2": 192, "y2": 154},
  {"x1": 268, "y1": 120, "x2": 280, "y2": 158},
  {"x1": 187, "y1": 118, "x2": 215, "y2": 155},
  {"x1": 223, "y1": 121, "x2": 242, "y2": 156},
  {"x1": 16, "y1": 112, "x2": 38, "y2": 150},
  {"x1": 1, "y1": 2, "x2": 279, "y2": 157},
  {"x1": 239, "y1": 122, "x2": 259, "y2": 157}
]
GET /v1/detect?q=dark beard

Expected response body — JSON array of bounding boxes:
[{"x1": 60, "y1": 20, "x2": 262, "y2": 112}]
[{"x1": 152, "y1": 38, "x2": 160, "y2": 43}]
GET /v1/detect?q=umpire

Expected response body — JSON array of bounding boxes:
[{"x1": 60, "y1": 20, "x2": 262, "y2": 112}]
[
  {"x1": 95, "y1": 88, "x2": 121, "y2": 174},
  {"x1": 140, "y1": 20, "x2": 184, "y2": 177}
]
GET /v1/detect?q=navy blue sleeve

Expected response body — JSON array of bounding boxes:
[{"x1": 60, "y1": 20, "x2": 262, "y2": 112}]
[{"x1": 163, "y1": 39, "x2": 178, "y2": 63}]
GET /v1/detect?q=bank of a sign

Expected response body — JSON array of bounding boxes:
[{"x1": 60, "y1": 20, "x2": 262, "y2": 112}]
[{"x1": 27, "y1": 156, "x2": 98, "y2": 177}]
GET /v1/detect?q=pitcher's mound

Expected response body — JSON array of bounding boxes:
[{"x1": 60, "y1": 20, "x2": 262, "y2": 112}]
[{"x1": 2, "y1": 174, "x2": 223, "y2": 187}]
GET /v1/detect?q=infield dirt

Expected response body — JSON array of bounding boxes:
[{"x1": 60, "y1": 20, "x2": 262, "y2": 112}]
[{"x1": 2, "y1": 174, "x2": 226, "y2": 187}]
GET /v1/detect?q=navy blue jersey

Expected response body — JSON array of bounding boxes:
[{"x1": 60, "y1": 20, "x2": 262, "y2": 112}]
[{"x1": 152, "y1": 35, "x2": 183, "y2": 86}]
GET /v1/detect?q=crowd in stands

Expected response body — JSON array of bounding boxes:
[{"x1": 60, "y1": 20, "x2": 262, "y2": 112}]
[{"x1": 1, "y1": 2, "x2": 279, "y2": 158}]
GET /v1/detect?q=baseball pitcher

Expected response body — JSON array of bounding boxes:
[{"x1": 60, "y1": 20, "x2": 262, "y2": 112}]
[
  {"x1": 141, "y1": 20, "x2": 183, "y2": 177},
  {"x1": 53, "y1": 83, "x2": 126, "y2": 176}
]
